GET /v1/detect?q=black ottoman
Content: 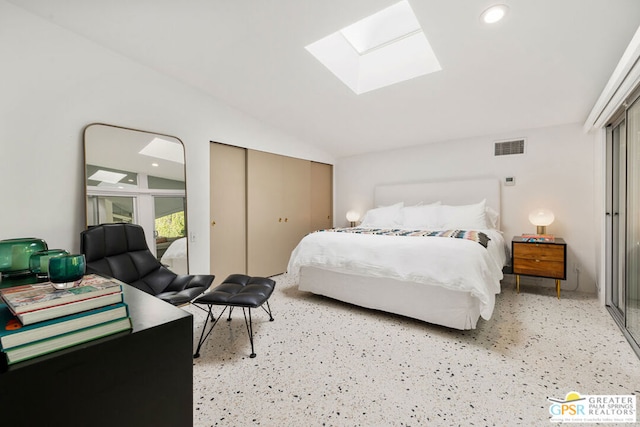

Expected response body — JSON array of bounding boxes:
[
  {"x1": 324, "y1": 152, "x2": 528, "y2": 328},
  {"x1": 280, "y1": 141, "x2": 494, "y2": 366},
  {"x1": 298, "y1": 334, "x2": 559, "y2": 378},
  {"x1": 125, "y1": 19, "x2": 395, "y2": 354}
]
[{"x1": 192, "y1": 274, "x2": 275, "y2": 358}]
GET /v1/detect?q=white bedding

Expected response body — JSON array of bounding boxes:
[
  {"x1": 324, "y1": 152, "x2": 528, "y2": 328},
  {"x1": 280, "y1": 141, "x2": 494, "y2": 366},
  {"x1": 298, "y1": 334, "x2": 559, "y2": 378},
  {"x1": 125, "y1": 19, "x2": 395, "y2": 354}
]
[
  {"x1": 287, "y1": 228, "x2": 506, "y2": 320},
  {"x1": 160, "y1": 237, "x2": 188, "y2": 275}
]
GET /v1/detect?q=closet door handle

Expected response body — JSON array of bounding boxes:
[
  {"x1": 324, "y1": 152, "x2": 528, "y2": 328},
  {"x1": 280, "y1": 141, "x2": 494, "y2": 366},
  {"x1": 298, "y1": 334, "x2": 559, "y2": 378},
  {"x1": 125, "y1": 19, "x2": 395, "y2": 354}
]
[
  {"x1": 211, "y1": 220, "x2": 216, "y2": 227},
  {"x1": 279, "y1": 218, "x2": 282, "y2": 222},
  {"x1": 284, "y1": 218, "x2": 288, "y2": 222}
]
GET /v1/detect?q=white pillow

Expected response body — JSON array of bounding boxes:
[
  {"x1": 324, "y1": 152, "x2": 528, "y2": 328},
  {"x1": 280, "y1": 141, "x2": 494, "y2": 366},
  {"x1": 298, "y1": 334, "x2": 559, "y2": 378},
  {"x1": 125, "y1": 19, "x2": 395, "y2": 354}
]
[
  {"x1": 360, "y1": 202, "x2": 404, "y2": 228},
  {"x1": 485, "y1": 206, "x2": 500, "y2": 229},
  {"x1": 440, "y1": 200, "x2": 488, "y2": 230},
  {"x1": 401, "y1": 203, "x2": 442, "y2": 229}
]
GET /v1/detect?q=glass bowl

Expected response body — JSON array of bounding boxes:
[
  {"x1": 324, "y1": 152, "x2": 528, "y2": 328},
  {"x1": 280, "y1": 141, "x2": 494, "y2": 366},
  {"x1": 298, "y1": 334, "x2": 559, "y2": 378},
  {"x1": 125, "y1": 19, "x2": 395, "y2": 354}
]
[
  {"x1": 0, "y1": 238, "x2": 48, "y2": 277},
  {"x1": 48, "y1": 254, "x2": 86, "y2": 290},
  {"x1": 29, "y1": 249, "x2": 70, "y2": 280}
]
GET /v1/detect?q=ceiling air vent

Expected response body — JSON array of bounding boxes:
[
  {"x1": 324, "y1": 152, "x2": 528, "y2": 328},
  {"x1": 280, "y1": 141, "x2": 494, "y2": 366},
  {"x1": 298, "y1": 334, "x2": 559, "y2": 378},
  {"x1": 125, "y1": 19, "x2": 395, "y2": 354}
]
[{"x1": 494, "y1": 139, "x2": 525, "y2": 156}]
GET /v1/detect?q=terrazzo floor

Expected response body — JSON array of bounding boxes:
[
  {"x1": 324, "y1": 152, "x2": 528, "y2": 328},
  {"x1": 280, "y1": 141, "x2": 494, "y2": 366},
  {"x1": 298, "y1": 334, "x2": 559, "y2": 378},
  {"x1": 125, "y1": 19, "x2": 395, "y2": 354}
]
[{"x1": 184, "y1": 274, "x2": 640, "y2": 426}]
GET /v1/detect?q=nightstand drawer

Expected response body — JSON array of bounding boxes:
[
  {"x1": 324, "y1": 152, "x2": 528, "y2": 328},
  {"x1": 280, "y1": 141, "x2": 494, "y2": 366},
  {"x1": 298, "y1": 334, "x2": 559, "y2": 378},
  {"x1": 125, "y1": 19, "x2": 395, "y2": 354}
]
[
  {"x1": 513, "y1": 242, "x2": 564, "y2": 261},
  {"x1": 513, "y1": 258, "x2": 565, "y2": 279}
]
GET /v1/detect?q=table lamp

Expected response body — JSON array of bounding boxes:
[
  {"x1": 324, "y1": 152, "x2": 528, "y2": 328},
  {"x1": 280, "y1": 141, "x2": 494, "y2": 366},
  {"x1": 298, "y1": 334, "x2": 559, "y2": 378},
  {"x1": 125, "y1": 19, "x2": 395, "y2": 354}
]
[
  {"x1": 346, "y1": 211, "x2": 360, "y2": 227},
  {"x1": 528, "y1": 208, "x2": 555, "y2": 235}
]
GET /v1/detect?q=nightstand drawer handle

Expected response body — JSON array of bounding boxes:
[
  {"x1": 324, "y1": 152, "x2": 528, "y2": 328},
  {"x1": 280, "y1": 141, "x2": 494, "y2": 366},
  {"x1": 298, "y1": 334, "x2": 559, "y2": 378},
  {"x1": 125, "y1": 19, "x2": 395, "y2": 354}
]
[{"x1": 535, "y1": 259, "x2": 540, "y2": 262}]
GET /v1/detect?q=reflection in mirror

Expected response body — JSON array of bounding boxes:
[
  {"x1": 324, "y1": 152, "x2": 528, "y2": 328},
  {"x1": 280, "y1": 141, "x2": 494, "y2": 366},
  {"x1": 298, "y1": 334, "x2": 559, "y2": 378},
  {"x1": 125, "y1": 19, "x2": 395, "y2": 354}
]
[{"x1": 84, "y1": 124, "x2": 188, "y2": 274}]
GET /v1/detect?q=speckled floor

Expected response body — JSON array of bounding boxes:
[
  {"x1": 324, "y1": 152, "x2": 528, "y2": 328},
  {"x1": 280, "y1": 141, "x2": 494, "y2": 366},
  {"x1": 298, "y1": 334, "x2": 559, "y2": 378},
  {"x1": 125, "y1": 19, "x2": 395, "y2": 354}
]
[{"x1": 184, "y1": 274, "x2": 640, "y2": 426}]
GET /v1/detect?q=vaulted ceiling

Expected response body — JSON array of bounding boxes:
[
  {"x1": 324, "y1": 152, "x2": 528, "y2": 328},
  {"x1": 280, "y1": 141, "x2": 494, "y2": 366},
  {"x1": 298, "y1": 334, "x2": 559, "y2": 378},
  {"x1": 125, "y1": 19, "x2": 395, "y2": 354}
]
[{"x1": 9, "y1": 0, "x2": 640, "y2": 157}]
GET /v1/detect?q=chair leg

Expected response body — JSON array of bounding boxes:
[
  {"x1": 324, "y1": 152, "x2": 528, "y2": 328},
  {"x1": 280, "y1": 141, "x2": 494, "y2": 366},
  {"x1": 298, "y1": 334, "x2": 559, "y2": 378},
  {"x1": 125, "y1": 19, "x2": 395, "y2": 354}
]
[
  {"x1": 193, "y1": 305, "x2": 228, "y2": 358},
  {"x1": 227, "y1": 306, "x2": 234, "y2": 321},
  {"x1": 242, "y1": 307, "x2": 256, "y2": 358}
]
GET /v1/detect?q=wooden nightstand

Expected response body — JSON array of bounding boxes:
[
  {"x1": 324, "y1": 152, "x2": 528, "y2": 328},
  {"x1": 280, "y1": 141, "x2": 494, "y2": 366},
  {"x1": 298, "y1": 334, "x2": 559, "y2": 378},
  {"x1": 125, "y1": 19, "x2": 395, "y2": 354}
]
[{"x1": 511, "y1": 236, "x2": 567, "y2": 298}]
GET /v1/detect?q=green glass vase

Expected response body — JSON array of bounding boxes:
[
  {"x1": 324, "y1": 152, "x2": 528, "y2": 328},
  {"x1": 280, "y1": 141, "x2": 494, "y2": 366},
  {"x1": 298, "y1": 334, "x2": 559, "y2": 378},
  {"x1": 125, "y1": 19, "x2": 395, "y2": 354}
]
[
  {"x1": 0, "y1": 238, "x2": 48, "y2": 277},
  {"x1": 29, "y1": 249, "x2": 70, "y2": 280},
  {"x1": 48, "y1": 254, "x2": 86, "y2": 289}
]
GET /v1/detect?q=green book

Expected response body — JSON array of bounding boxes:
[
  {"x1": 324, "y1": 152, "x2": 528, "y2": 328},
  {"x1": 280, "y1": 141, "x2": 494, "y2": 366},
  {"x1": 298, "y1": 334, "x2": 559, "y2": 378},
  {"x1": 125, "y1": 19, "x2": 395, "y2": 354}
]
[
  {"x1": 0, "y1": 302, "x2": 129, "y2": 350},
  {"x1": 2, "y1": 316, "x2": 132, "y2": 365}
]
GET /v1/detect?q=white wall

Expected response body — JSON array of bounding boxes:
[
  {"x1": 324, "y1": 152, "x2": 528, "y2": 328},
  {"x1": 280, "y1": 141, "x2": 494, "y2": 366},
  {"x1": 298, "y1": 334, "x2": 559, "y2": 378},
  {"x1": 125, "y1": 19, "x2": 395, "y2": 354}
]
[
  {"x1": 0, "y1": 1, "x2": 333, "y2": 274},
  {"x1": 335, "y1": 122, "x2": 597, "y2": 293}
]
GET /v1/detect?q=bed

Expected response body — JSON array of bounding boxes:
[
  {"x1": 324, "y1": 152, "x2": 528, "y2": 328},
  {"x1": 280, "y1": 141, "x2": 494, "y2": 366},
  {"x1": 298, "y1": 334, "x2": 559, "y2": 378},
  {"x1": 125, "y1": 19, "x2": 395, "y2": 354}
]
[
  {"x1": 160, "y1": 237, "x2": 188, "y2": 275},
  {"x1": 287, "y1": 178, "x2": 508, "y2": 330}
]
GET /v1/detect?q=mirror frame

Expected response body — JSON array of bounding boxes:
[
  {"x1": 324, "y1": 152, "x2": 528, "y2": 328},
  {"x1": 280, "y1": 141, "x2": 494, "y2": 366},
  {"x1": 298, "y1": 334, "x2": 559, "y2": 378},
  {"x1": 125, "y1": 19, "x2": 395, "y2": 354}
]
[{"x1": 83, "y1": 123, "x2": 189, "y2": 273}]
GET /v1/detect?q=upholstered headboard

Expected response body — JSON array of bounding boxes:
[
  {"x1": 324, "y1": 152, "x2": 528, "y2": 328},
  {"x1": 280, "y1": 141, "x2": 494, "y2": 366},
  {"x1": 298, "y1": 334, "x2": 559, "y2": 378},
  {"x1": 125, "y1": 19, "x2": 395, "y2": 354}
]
[{"x1": 374, "y1": 178, "x2": 501, "y2": 227}]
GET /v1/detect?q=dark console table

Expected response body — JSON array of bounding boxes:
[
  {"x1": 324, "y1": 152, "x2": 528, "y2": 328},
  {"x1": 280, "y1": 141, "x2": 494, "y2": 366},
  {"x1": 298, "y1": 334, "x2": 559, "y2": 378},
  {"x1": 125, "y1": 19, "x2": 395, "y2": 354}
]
[{"x1": 0, "y1": 283, "x2": 193, "y2": 427}]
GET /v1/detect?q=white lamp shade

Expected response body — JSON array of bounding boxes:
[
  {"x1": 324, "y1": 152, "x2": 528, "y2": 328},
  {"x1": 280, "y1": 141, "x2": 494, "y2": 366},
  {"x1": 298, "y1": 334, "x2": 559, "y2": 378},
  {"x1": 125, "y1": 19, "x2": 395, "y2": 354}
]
[
  {"x1": 528, "y1": 209, "x2": 555, "y2": 226},
  {"x1": 346, "y1": 210, "x2": 360, "y2": 222}
]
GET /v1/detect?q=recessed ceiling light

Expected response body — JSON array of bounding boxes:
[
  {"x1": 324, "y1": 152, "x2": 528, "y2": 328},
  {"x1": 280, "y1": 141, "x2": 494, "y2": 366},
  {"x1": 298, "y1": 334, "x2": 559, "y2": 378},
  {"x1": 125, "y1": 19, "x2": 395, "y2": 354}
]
[
  {"x1": 152, "y1": 163, "x2": 159, "y2": 167},
  {"x1": 481, "y1": 4, "x2": 509, "y2": 24}
]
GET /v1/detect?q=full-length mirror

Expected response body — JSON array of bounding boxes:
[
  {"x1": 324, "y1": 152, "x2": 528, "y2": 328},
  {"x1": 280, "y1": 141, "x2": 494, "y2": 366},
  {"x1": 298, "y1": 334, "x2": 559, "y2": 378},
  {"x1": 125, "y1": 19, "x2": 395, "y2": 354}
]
[{"x1": 84, "y1": 123, "x2": 188, "y2": 274}]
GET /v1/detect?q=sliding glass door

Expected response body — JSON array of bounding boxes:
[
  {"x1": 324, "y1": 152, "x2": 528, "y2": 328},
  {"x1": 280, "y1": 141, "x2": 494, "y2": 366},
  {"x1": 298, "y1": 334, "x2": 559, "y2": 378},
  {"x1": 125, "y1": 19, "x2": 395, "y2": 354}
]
[
  {"x1": 87, "y1": 195, "x2": 135, "y2": 225},
  {"x1": 606, "y1": 96, "x2": 640, "y2": 352},
  {"x1": 626, "y1": 99, "x2": 640, "y2": 343}
]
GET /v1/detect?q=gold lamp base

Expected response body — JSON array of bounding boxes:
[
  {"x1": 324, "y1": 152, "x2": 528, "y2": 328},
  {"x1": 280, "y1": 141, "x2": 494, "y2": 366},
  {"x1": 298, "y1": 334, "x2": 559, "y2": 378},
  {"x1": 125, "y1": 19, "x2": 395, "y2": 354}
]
[{"x1": 536, "y1": 225, "x2": 547, "y2": 235}]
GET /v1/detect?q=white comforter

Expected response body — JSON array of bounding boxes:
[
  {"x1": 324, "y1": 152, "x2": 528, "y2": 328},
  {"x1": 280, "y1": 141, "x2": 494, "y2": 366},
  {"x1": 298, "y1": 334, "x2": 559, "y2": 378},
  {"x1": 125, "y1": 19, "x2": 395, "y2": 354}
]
[{"x1": 287, "y1": 229, "x2": 507, "y2": 319}]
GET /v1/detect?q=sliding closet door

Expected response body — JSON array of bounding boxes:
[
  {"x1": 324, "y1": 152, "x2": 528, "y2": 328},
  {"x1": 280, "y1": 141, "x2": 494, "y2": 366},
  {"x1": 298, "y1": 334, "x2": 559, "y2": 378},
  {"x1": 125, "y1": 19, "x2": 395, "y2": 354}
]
[
  {"x1": 247, "y1": 150, "x2": 311, "y2": 277},
  {"x1": 210, "y1": 143, "x2": 247, "y2": 286},
  {"x1": 310, "y1": 162, "x2": 333, "y2": 231},
  {"x1": 282, "y1": 156, "x2": 312, "y2": 260},
  {"x1": 247, "y1": 150, "x2": 283, "y2": 277}
]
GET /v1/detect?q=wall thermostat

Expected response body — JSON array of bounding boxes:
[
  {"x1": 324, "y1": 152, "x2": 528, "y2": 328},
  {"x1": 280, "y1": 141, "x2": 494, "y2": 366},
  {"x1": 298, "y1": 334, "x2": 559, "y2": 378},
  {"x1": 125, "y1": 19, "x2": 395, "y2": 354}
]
[{"x1": 505, "y1": 176, "x2": 515, "y2": 186}]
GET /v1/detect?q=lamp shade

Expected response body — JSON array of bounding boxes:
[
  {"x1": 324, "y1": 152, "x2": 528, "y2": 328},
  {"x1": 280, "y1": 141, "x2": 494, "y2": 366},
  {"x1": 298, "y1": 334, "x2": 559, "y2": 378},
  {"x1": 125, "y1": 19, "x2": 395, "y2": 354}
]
[
  {"x1": 346, "y1": 211, "x2": 360, "y2": 222},
  {"x1": 528, "y1": 209, "x2": 554, "y2": 234},
  {"x1": 528, "y1": 209, "x2": 555, "y2": 226}
]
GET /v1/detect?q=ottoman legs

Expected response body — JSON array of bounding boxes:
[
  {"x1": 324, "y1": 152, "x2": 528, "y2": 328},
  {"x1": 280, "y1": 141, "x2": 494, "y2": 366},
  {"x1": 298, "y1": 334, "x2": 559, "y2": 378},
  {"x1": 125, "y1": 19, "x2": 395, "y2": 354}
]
[
  {"x1": 243, "y1": 301, "x2": 275, "y2": 358},
  {"x1": 192, "y1": 275, "x2": 276, "y2": 359},
  {"x1": 193, "y1": 301, "x2": 274, "y2": 359},
  {"x1": 193, "y1": 304, "x2": 229, "y2": 358}
]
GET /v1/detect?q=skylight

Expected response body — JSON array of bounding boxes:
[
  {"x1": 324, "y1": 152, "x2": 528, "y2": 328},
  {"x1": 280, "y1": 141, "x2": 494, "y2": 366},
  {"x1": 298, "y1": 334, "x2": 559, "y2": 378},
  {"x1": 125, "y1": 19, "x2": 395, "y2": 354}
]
[
  {"x1": 138, "y1": 137, "x2": 185, "y2": 164},
  {"x1": 88, "y1": 170, "x2": 127, "y2": 184},
  {"x1": 306, "y1": 1, "x2": 441, "y2": 94}
]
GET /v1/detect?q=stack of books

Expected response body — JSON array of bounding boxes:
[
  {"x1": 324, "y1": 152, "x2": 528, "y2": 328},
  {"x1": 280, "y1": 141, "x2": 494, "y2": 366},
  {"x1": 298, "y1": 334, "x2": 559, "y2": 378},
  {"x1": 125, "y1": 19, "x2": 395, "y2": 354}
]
[
  {"x1": 0, "y1": 274, "x2": 131, "y2": 365},
  {"x1": 521, "y1": 234, "x2": 555, "y2": 242}
]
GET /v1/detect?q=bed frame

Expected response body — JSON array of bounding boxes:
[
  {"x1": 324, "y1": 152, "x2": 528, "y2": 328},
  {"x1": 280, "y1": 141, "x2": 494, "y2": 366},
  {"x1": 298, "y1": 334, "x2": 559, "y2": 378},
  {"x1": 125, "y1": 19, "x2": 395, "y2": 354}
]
[{"x1": 298, "y1": 178, "x2": 501, "y2": 330}]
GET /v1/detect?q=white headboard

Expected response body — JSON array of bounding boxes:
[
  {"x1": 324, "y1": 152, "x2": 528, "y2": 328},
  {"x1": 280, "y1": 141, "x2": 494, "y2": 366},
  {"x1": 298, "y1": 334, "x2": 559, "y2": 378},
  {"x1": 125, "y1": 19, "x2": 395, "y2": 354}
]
[{"x1": 375, "y1": 178, "x2": 501, "y2": 225}]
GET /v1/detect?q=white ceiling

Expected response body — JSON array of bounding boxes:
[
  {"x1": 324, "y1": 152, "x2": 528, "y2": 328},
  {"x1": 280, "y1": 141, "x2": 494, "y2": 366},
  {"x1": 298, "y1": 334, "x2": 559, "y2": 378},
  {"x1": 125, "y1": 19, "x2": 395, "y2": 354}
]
[{"x1": 9, "y1": 0, "x2": 640, "y2": 157}]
